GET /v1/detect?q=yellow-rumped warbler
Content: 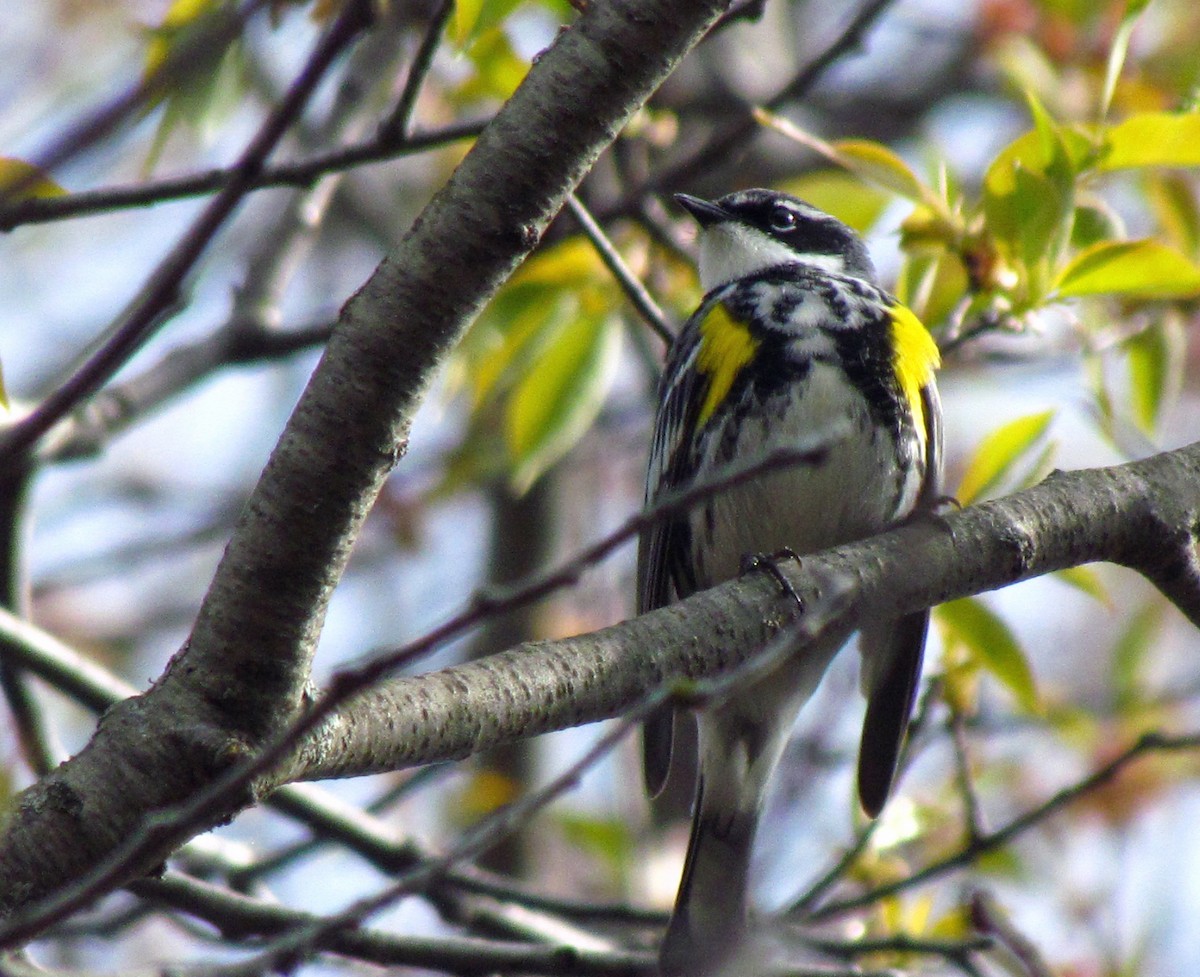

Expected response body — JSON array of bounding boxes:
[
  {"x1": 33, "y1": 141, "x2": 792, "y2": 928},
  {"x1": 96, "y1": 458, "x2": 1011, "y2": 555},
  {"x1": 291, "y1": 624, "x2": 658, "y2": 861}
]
[{"x1": 638, "y1": 189, "x2": 942, "y2": 968}]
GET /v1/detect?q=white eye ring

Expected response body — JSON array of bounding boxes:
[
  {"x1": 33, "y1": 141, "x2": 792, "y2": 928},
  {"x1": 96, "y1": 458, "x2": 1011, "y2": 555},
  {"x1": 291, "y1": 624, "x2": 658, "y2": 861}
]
[{"x1": 768, "y1": 206, "x2": 798, "y2": 232}]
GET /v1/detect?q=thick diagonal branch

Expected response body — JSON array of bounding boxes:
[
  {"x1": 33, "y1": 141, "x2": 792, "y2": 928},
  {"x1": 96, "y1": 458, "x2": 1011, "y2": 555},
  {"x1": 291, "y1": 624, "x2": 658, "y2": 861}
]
[{"x1": 0, "y1": 0, "x2": 730, "y2": 925}]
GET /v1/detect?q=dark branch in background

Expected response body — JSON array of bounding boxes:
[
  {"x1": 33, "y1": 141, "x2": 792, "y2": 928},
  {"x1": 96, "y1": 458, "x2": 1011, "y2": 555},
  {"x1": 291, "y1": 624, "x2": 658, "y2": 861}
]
[
  {"x1": 185, "y1": 698, "x2": 673, "y2": 977},
  {"x1": 141, "y1": 875, "x2": 656, "y2": 977},
  {"x1": 650, "y1": 0, "x2": 901, "y2": 193},
  {"x1": 566, "y1": 194, "x2": 674, "y2": 344},
  {"x1": 806, "y1": 729, "x2": 1200, "y2": 921},
  {"x1": 139, "y1": 594, "x2": 855, "y2": 977},
  {"x1": 0, "y1": 121, "x2": 486, "y2": 232},
  {"x1": 0, "y1": 464, "x2": 58, "y2": 776},
  {"x1": 0, "y1": 0, "x2": 373, "y2": 462},
  {"x1": 40, "y1": 320, "x2": 335, "y2": 463},
  {"x1": 0, "y1": 441, "x2": 835, "y2": 945},
  {"x1": 378, "y1": 0, "x2": 455, "y2": 142},
  {"x1": 969, "y1": 890, "x2": 1055, "y2": 977},
  {"x1": 0, "y1": 605, "x2": 658, "y2": 945}
]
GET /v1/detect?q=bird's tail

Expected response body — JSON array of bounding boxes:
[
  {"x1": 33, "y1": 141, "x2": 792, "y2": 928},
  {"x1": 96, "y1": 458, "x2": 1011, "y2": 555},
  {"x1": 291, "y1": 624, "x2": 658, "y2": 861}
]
[
  {"x1": 659, "y1": 699, "x2": 800, "y2": 975},
  {"x1": 659, "y1": 773, "x2": 757, "y2": 975}
]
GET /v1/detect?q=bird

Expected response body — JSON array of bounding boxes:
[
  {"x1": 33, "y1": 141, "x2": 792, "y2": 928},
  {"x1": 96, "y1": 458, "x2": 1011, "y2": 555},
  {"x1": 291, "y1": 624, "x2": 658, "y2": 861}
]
[{"x1": 636, "y1": 188, "x2": 942, "y2": 971}]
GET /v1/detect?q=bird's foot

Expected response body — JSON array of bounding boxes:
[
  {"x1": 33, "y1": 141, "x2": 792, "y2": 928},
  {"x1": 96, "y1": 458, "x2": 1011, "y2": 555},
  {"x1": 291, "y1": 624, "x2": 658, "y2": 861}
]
[{"x1": 740, "y1": 548, "x2": 803, "y2": 609}]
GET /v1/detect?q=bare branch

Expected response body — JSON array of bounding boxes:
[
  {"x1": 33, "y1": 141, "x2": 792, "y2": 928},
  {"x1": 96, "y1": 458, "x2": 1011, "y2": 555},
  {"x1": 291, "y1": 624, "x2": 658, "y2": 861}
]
[
  {"x1": 566, "y1": 194, "x2": 674, "y2": 344},
  {"x1": 809, "y1": 729, "x2": 1200, "y2": 920},
  {"x1": 378, "y1": 0, "x2": 455, "y2": 143},
  {"x1": 298, "y1": 442, "x2": 1200, "y2": 780},
  {"x1": 0, "y1": 121, "x2": 486, "y2": 232}
]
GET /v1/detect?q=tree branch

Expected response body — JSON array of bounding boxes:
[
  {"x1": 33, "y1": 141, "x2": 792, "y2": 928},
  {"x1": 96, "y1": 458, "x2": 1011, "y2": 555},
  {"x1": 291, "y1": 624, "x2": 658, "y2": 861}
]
[{"x1": 295, "y1": 442, "x2": 1200, "y2": 780}]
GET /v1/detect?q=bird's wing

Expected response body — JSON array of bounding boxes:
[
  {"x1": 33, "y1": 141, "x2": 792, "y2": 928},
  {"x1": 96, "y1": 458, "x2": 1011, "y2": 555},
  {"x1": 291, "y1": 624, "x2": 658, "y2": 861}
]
[
  {"x1": 856, "y1": 379, "x2": 943, "y2": 818},
  {"x1": 636, "y1": 299, "x2": 719, "y2": 796}
]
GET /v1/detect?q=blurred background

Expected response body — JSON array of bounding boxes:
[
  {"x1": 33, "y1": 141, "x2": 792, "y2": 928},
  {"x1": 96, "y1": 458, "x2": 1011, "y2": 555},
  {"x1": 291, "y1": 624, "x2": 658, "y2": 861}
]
[{"x1": 3, "y1": 0, "x2": 1200, "y2": 973}]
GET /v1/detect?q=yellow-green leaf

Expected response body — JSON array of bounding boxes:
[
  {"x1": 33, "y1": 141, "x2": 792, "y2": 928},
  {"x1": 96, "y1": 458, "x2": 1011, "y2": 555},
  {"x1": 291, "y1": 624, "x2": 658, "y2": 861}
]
[
  {"x1": 1125, "y1": 316, "x2": 1185, "y2": 434},
  {"x1": 938, "y1": 598, "x2": 1039, "y2": 713},
  {"x1": 956, "y1": 410, "x2": 1055, "y2": 505},
  {"x1": 1054, "y1": 566, "x2": 1111, "y2": 607},
  {"x1": 1070, "y1": 203, "x2": 1123, "y2": 251},
  {"x1": 505, "y1": 312, "x2": 621, "y2": 492},
  {"x1": 557, "y1": 813, "x2": 635, "y2": 873},
  {"x1": 1099, "y1": 0, "x2": 1151, "y2": 120},
  {"x1": 1144, "y1": 172, "x2": 1200, "y2": 257},
  {"x1": 0, "y1": 159, "x2": 66, "y2": 202},
  {"x1": 777, "y1": 170, "x2": 889, "y2": 233},
  {"x1": 982, "y1": 118, "x2": 1080, "y2": 270},
  {"x1": 450, "y1": 0, "x2": 524, "y2": 48},
  {"x1": 1112, "y1": 601, "x2": 1164, "y2": 707},
  {"x1": 753, "y1": 109, "x2": 935, "y2": 206},
  {"x1": 1100, "y1": 112, "x2": 1200, "y2": 170},
  {"x1": 828, "y1": 139, "x2": 927, "y2": 201},
  {"x1": 144, "y1": 0, "x2": 217, "y2": 78},
  {"x1": 453, "y1": 26, "x2": 529, "y2": 103},
  {"x1": 1056, "y1": 239, "x2": 1200, "y2": 299}
]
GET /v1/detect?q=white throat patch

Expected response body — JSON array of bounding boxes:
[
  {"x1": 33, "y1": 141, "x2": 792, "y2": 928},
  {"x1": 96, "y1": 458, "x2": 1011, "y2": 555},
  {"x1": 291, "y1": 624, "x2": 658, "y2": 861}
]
[{"x1": 697, "y1": 222, "x2": 847, "y2": 291}]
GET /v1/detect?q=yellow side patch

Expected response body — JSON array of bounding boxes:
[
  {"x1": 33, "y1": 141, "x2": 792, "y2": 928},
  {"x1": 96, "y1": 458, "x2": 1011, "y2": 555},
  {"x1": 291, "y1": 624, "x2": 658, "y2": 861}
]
[
  {"x1": 889, "y1": 302, "x2": 940, "y2": 433},
  {"x1": 696, "y1": 302, "x2": 759, "y2": 425}
]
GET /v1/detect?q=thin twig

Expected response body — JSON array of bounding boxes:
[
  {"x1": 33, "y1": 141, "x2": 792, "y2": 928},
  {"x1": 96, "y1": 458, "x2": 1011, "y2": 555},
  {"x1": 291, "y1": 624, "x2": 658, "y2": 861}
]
[
  {"x1": 0, "y1": 464, "x2": 58, "y2": 776},
  {"x1": 949, "y1": 707, "x2": 987, "y2": 842},
  {"x1": 378, "y1": 0, "x2": 455, "y2": 142},
  {"x1": 134, "y1": 871, "x2": 654, "y2": 976},
  {"x1": 0, "y1": 121, "x2": 486, "y2": 232},
  {"x1": 812, "y1": 729, "x2": 1200, "y2": 920},
  {"x1": 969, "y1": 889, "x2": 1055, "y2": 977},
  {"x1": 566, "y1": 194, "x2": 674, "y2": 344},
  {"x1": 198, "y1": 697, "x2": 666, "y2": 976},
  {"x1": 648, "y1": 0, "x2": 900, "y2": 192}
]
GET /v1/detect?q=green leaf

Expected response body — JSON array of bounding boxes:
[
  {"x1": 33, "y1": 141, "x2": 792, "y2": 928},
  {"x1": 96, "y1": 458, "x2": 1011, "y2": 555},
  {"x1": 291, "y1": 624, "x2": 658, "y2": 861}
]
[
  {"x1": 777, "y1": 170, "x2": 889, "y2": 233},
  {"x1": 1144, "y1": 172, "x2": 1200, "y2": 257},
  {"x1": 450, "y1": 0, "x2": 525, "y2": 48},
  {"x1": 0, "y1": 159, "x2": 65, "y2": 203},
  {"x1": 982, "y1": 111, "x2": 1082, "y2": 272},
  {"x1": 1125, "y1": 318, "x2": 1185, "y2": 433},
  {"x1": 1056, "y1": 239, "x2": 1200, "y2": 299},
  {"x1": 1070, "y1": 202, "x2": 1123, "y2": 251},
  {"x1": 938, "y1": 598, "x2": 1039, "y2": 713},
  {"x1": 896, "y1": 251, "x2": 968, "y2": 330},
  {"x1": 1054, "y1": 566, "x2": 1111, "y2": 607},
  {"x1": 1112, "y1": 602, "x2": 1164, "y2": 708},
  {"x1": 556, "y1": 812, "x2": 635, "y2": 872},
  {"x1": 505, "y1": 311, "x2": 621, "y2": 492},
  {"x1": 956, "y1": 410, "x2": 1055, "y2": 505},
  {"x1": 1099, "y1": 0, "x2": 1151, "y2": 120},
  {"x1": 828, "y1": 139, "x2": 927, "y2": 202},
  {"x1": 453, "y1": 26, "x2": 529, "y2": 103},
  {"x1": 1099, "y1": 112, "x2": 1200, "y2": 170},
  {"x1": 753, "y1": 110, "x2": 935, "y2": 206}
]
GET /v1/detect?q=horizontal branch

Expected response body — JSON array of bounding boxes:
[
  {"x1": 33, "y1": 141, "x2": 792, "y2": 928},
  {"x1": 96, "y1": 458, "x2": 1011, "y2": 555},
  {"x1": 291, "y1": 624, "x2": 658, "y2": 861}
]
[
  {"x1": 0, "y1": 121, "x2": 487, "y2": 232},
  {"x1": 293, "y1": 441, "x2": 1200, "y2": 781}
]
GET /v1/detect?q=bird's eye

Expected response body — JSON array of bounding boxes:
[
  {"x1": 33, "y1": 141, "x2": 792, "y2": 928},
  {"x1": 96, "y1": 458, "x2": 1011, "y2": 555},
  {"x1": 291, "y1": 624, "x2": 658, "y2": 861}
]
[{"x1": 768, "y1": 206, "x2": 798, "y2": 233}]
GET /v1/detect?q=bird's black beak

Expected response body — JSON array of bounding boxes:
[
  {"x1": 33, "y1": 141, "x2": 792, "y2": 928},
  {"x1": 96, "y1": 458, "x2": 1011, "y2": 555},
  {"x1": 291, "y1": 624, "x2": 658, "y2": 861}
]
[{"x1": 674, "y1": 193, "x2": 729, "y2": 228}]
